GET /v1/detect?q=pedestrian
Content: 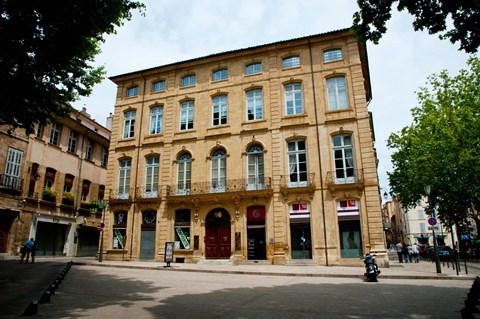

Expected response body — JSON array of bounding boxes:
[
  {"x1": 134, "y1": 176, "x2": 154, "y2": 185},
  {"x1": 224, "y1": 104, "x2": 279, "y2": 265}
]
[
  {"x1": 396, "y1": 242, "x2": 403, "y2": 263},
  {"x1": 407, "y1": 244, "x2": 413, "y2": 262},
  {"x1": 20, "y1": 238, "x2": 34, "y2": 264},
  {"x1": 402, "y1": 244, "x2": 409, "y2": 263},
  {"x1": 412, "y1": 242, "x2": 420, "y2": 263},
  {"x1": 30, "y1": 239, "x2": 36, "y2": 264}
]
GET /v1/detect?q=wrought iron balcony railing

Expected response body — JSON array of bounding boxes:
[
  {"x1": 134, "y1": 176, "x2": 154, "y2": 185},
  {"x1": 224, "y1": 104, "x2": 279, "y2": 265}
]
[
  {"x1": 166, "y1": 177, "x2": 272, "y2": 196},
  {"x1": 109, "y1": 187, "x2": 131, "y2": 200},
  {"x1": 0, "y1": 174, "x2": 23, "y2": 191},
  {"x1": 136, "y1": 185, "x2": 160, "y2": 199},
  {"x1": 279, "y1": 173, "x2": 315, "y2": 188},
  {"x1": 326, "y1": 169, "x2": 364, "y2": 186}
]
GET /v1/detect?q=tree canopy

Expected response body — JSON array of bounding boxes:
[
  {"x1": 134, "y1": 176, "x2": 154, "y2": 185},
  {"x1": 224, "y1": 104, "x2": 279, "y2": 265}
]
[
  {"x1": 387, "y1": 56, "x2": 480, "y2": 233},
  {"x1": 352, "y1": 0, "x2": 480, "y2": 53},
  {"x1": 0, "y1": 0, "x2": 145, "y2": 134}
]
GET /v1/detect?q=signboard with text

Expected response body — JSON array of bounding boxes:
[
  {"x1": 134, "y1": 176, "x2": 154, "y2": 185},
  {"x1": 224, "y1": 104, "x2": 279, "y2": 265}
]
[{"x1": 164, "y1": 242, "x2": 174, "y2": 264}]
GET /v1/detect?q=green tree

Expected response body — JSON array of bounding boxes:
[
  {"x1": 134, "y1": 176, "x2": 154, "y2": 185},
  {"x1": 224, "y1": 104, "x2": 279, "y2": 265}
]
[
  {"x1": 352, "y1": 0, "x2": 480, "y2": 53},
  {"x1": 387, "y1": 56, "x2": 480, "y2": 241},
  {"x1": 0, "y1": 0, "x2": 145, "y2": 134}
]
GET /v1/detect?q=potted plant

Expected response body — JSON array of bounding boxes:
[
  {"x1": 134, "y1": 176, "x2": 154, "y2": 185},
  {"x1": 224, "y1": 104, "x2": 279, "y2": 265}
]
[
  {"x1": 62, "y1": 191, "x2": 74, "y2": 206},
  {"x1": 42, "y1": 188, "x2": 57, "y2": 202}
]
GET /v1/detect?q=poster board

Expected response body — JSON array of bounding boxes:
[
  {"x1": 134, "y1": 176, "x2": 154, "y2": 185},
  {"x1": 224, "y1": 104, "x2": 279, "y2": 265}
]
[{"x1": 164, "y1": 242, "x2": 174, "y2": 266}]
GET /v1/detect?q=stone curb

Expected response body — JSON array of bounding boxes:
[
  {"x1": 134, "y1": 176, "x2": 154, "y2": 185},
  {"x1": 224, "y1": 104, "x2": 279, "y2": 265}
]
[{"x1": 72, "y1": 261, "x2": 476, "y2": 281}]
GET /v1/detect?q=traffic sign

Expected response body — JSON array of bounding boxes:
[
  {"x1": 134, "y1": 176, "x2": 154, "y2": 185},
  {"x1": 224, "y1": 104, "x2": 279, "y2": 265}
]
[
  {"x1": 427, "y1": 217, "x2": 437, "y2": 226},
  {"x1": 428, "y1": 225, "x2": 440, "y2": 231}
]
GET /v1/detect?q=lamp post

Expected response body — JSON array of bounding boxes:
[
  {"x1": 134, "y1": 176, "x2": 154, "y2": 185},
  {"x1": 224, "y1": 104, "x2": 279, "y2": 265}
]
[{"x1": 424, "y1": 185, "x2": 442, "y2": 274}]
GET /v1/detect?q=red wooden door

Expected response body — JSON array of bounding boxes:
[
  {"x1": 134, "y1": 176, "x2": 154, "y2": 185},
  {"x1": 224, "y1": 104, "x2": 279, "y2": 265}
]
[
  {"x1": 205, "y1": 210, "x2": 231, "y2": 259},
  {"x1": 205, "y1": 223, "x2": 218, "y2": 258}
]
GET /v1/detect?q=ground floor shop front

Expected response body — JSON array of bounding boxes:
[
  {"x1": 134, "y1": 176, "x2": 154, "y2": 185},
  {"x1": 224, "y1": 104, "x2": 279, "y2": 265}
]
[
  {"x1": 103, "y1": 192, "x2": 387, "y2": 266},
  {"x1": 0, "y1": 204, "x2": 101, "y2": 258}
]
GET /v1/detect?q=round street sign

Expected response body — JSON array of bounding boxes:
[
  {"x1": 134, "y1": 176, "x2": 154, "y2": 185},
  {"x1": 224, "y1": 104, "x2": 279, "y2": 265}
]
[{"x1": 427, "y1": 217, "x2": 437, "y2": 226}]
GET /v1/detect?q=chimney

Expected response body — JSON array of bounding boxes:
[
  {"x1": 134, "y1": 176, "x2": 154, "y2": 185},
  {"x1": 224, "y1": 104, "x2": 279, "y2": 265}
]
[
  {"x1": 106, "y1": 113, "x2": 114, "y2": 131},
  {"x1": 80, "y1": 105, "x2": 91, "y2": 118}
]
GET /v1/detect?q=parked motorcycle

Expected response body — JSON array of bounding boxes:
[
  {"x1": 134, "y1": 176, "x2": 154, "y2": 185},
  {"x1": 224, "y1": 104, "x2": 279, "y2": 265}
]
[{"x1": 362, "y1": 252, "x2": 380, "y2": 281}]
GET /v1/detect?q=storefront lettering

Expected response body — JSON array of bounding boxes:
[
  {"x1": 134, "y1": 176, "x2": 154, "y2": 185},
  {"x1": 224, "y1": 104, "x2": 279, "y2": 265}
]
[{"x1": 175, "y1": 227, "x2": 190, "y2": 249}]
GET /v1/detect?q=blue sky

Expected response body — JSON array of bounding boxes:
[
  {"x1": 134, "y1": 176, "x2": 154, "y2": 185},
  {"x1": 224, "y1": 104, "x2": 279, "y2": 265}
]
[{"x1": 74, "y1": 0, "x2": 471, "y2": 194}]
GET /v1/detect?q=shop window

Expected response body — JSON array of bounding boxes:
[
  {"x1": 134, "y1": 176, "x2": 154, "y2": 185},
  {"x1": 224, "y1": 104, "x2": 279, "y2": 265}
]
[
  {"x1": 337, "y1": 200, "x2": 363, "y2": 258},
  {"x1": 174, "y1": 209, "x2": 191, "y2": 249},
  {"x1": 113, "y1": 212, "x2": 127, "y2": 249}
]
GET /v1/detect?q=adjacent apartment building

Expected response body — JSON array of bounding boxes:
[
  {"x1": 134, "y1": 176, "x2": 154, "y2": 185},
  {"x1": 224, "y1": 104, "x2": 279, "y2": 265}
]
[
  {"x1": 102, "y1": 28, "x2": 385, "y2": 266},
  {"x1": 0, "y1": 108, "x2": 110, "y2": 258}
]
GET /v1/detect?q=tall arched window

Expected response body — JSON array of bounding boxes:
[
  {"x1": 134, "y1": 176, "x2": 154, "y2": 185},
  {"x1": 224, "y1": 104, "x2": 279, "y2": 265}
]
[
  {"x1": 287, "y1": 140, "x2": 308, "y2": 187},
  {"x1": 284, "y1": 83, "x2": 303, "y2": 115},
  {"x1": 145, "y1": 156, "x2": 159, "y2": 197},
  {"x1": 246, "y1": 89, "x2": 263, "y2": 121},
  {"x1": 118, "y1": 159, "x2": 131, "y2": 199},
  {"x1": 212, "y1": 95, "x2": 228, "y2": 126},
  {"x1": 333, "y1": 134, "x2": 355, "y2": 183},
  {"x1": 177, "y1": 153, "x2": 191, "y2": 195},
  {"x1": 149, "y1": 106, "x2": 163, "y2": 134},
  {"x1": 327, "y1": 76, "x2": 348, "y2": 110},
  {"x1": 247, "y1": 145, "x2": 264, "y2": 190},
  {"x1": 211, "y1": 149, "x2": 226, "y2": 192}
]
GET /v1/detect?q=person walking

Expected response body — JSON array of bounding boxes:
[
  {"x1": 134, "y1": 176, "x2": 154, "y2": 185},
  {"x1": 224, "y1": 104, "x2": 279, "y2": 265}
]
[
  {"x1": 402, "y1": 244, "x2": 409, "y2": 263},
  {"x1": 30, "y1": 239, "x2": 36, "y2": 264},
  {"x1": 396, "y1": 242, "x2": 403, "y2": 263},
  {"x1": 412, "y1": 242, "x2": 420, "y2": 263},
  {"x1": 20, "y1": 238, "x2": 34, "y2": 264},
  {"x1": 407, "y1": 244, "x2": 413, "y2": 262}
]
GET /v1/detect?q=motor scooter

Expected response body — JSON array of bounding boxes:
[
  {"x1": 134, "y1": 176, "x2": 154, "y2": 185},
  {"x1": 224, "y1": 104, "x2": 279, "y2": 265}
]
[{"x1": 362, "y1": 252, "x2": 380, "y2": 281}]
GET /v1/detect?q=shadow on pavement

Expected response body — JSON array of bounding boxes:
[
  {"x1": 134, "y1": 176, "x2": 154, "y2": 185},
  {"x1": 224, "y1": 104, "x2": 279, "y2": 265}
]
[{"x1": 31, "y1": 265, "x2": 468, "y2": 319}]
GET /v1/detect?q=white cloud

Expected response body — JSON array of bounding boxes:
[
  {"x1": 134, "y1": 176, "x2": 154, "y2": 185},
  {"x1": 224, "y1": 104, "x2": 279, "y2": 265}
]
[{"x1": 74, "y1": 0, "x2": 473, "y2": 191}]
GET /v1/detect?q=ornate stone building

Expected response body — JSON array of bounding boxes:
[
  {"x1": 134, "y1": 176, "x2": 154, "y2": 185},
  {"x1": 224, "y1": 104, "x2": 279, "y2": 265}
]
[
  {"x1": 103, "y1": 28, "x2": 386, "y2": 266},
  {"x1": 0, "y1": 108, "x2": 110, "y2": 258}
]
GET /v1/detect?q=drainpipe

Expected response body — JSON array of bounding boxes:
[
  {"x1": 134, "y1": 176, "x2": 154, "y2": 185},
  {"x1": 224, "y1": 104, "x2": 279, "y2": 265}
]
[
  {"x1": 309, "y1": 39, "x2": 329, "y2": 266},
  {"x1": 129, "y1": 74, "x2": 147, "y2": 259},
  {"x1": 74, "y1": 134, "x2": 86, "y2": 217}
]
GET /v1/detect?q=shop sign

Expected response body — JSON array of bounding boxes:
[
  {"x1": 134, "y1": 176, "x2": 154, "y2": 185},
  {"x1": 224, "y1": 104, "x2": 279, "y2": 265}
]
[{"x1": 175, "y1": 228, "x2": 190, "y2": 249}]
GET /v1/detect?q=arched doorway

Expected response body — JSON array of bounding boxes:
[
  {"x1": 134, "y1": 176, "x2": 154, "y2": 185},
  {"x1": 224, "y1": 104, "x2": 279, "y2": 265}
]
[{"x1": 205, "y1": 208, "x2": 231, "y2": 259}]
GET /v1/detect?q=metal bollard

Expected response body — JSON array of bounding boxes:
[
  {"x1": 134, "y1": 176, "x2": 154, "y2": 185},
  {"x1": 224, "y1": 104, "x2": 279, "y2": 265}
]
[
  {"x1": 39, "y1": 291, "x2": 52, "y2": 304},
  {"x1": 22, "y1": 300, "x2": 38, "y2": 316},
  {"x1": 47, "y1": 284, "x2": 56, "y2": 295}
]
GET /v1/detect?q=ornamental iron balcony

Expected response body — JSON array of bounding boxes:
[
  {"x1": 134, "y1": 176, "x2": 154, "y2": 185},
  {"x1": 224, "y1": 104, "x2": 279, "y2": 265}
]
[
  {"x1": 279, "y1": 173, "x2": 315, "y2": 189},
  {"x1": 109, "y1": 187, "x2": 131, "y2": 201},
  {"x1": 326, "y1": 169, "x2": 364, "y2": 198},
  {"x1": 0, "y1": 174, "x2": 23, "y2": 193},
  {"x1": 326, "y1": 169, "x2": 364, "y2": 186},
  {"x1": 166, "y1": 177, "x2": 272, "y2": 197},
  {"x1": 136, "y1": 185, "x2": 160, "y2": 200}
]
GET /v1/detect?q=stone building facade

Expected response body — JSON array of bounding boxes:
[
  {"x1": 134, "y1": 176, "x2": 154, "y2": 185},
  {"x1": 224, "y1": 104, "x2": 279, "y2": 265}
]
[
  {"x1": 0, "y1": 108, "x2": 110, "y2": 258},
  {"x1": 103, "y1": 29, "x2": 386, "y2": 266}
]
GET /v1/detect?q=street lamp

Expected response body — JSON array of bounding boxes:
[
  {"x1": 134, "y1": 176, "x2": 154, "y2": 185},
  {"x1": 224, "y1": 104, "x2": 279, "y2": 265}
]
[
  {"x1": 383, "y1": 192, "x2": 388, "y2": 200},
  {"x1": 424, "y1": 185, "x2": 442, "y2": 274}
]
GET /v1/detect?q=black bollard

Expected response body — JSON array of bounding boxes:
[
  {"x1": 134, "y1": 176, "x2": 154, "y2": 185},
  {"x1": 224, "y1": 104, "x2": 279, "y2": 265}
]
[
  {"x1": 22, "y1": 300, "x2": 38, "y2": 316},
  {"x1": 47, "y1": 284, "x2": 56, "y2": 295},
  {"x1": 39, "y1": 291, "x2": 52, "y2": 304}
]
